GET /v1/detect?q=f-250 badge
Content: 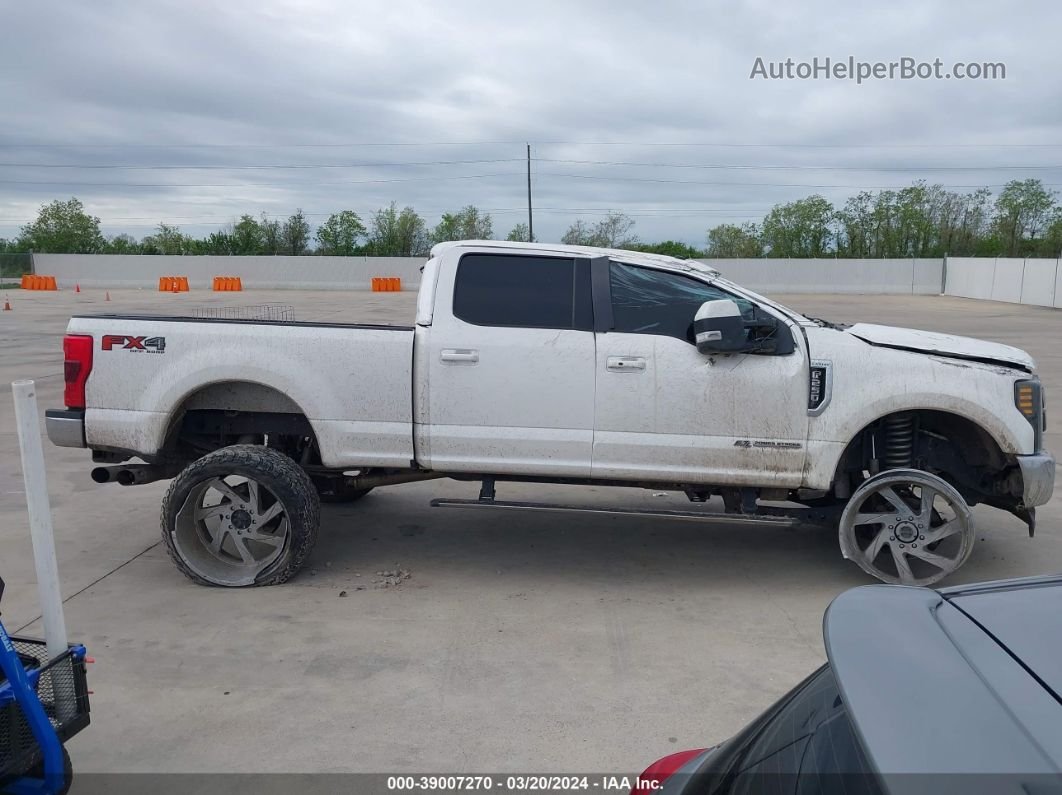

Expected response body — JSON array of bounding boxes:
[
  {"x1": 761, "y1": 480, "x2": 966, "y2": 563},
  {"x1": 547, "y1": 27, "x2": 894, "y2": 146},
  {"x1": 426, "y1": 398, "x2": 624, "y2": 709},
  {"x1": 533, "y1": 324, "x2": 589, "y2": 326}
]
[{"x1": 102, "y1": 334, "x2": 166, "y2": 354}]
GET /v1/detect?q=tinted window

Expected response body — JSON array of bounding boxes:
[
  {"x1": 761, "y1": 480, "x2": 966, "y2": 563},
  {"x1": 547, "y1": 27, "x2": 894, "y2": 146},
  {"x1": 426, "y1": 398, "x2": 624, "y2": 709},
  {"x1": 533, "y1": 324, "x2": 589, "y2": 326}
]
[
  {"x1": 723, "y1": 666, "x2": 880, "y2": 795},
  {"x1": 795, "y1": 710, "x2": 879, "y2": 795},
  {"x1": 453, "y1": 254, "x2": 592, "y2": 330},
  {"x1": 609, "y1": 262, "x2": 753, "y2": 343}
]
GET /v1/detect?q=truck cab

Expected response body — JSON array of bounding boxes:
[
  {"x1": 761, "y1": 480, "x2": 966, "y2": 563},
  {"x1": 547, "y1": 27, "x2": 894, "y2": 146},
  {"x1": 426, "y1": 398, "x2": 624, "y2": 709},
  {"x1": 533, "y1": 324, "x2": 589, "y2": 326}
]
[{"x1": 414, "y1": 244, "x2": 807, "y2": 485}]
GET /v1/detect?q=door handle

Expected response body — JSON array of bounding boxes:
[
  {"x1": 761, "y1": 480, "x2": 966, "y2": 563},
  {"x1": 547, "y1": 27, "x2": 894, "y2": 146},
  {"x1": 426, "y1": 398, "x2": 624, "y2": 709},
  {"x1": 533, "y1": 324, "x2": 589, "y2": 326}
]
[
  {"x1": 441, "y1": 349, "x2": 480, "y2": 363},
  {"x1": 606, "y1": 356, "x2": 647, "y2": 372}
]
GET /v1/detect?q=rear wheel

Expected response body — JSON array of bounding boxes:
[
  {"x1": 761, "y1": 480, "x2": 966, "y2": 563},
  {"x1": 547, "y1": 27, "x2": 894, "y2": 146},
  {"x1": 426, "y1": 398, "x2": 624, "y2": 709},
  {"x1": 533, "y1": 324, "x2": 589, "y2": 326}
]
[
  {"x1": 838, "y1": 469, "x2": 974, "y2": 586},
  {"x1": 161, "y1": 445, "x2": 320, "y2": 586}
]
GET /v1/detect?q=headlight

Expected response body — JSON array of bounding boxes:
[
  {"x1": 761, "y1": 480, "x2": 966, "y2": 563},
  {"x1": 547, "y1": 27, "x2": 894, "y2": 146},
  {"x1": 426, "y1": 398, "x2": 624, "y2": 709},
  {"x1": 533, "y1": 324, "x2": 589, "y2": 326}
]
[{"x1": 1015, "y1": 378, "x2": 1045, "y2": 451}]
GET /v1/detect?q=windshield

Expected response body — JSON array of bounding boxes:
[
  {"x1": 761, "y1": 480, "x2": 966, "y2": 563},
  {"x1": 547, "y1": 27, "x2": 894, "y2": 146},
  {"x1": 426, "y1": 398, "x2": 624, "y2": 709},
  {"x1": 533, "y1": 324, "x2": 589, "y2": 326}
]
[{"x1": 709, "y1": 275, "x2": 840, "y2": 329}]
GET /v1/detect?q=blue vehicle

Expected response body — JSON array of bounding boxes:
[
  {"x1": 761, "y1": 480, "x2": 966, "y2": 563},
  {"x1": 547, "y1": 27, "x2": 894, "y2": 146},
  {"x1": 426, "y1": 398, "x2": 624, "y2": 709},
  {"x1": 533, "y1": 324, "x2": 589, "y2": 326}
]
[{"x1": 0, "y1": 576, "x2": 90, "y2": 795}]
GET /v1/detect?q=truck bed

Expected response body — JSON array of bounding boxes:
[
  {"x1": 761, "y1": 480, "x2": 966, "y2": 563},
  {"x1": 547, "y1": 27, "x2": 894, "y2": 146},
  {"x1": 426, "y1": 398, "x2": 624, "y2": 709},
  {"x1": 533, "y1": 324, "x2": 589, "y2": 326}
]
[{"x1": 68, "y1": 313, "x2": 417, "y2": 469}]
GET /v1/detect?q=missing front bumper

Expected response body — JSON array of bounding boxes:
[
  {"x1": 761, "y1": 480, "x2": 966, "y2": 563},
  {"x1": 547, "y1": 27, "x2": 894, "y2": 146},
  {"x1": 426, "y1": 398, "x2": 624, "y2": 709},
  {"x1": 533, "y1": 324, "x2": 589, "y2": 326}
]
[{"x1": 1018, "y1": 451, "x2": 1055, "y2": 508}]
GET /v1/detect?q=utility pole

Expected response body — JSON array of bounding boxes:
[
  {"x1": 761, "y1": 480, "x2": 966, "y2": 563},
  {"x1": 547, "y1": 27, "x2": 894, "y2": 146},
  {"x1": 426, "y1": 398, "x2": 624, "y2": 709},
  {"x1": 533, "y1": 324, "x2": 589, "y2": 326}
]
[{"x1": 526, "y1": 143, "x2": 534, "y2": 242}]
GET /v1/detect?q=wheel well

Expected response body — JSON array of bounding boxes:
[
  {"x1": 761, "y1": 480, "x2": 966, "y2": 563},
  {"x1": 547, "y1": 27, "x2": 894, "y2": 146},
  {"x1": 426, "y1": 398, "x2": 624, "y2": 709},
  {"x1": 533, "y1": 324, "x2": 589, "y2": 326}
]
[
  {"x1": 835, "y1": 409, "x2": 1011, "y2": 504},
  {"x1": 911, "y1": 411, "x2": 1008, "y2": 470},
  {"x1": 162, "y1": 382, "x2": 322, "y2": 466}
]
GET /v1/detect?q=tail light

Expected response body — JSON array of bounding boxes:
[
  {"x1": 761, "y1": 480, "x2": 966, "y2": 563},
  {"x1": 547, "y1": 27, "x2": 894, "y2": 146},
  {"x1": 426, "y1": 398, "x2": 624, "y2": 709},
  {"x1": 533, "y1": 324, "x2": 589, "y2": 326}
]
[
  {"x1": 63, "y1": 334, "x2": 93, "y2": 409},
  {"x1": 632, "y1": 748, "x2": 709, "y2": 794}
]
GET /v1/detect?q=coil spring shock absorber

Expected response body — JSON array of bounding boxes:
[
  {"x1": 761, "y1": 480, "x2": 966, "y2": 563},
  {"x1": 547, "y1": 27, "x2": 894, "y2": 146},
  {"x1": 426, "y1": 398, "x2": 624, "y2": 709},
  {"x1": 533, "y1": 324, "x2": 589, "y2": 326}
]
[{"x1": 882, "y1": 413, "x2": 915, "y2": 469}]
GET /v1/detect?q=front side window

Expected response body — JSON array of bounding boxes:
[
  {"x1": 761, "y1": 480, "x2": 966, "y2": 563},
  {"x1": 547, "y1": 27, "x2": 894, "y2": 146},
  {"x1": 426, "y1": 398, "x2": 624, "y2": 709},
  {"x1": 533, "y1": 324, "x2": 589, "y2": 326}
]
[
  {"x1": 453, "y1": 253, "x2": 592, "y2": 330},
  {"x1": 609, "y1": 262, "x2": 754, "y2": 343}
]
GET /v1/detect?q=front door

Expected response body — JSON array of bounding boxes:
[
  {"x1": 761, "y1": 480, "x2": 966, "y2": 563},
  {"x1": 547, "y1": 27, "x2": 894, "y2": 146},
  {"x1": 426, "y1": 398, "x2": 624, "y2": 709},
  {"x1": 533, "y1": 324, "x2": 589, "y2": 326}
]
[
  {"x1": 592, "y1": 261, "x2": 810, "y2": 486},
  {"x1": 425, "y1": 252, "x2": 597, "y2": 477}
]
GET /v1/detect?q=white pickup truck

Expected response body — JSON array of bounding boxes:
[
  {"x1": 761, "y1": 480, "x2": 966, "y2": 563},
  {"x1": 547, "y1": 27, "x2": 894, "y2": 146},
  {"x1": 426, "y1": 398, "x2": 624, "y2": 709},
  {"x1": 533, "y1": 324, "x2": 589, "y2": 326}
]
[{"x1": 47, "y1": 241, "x2": 1053, "y2": 588}]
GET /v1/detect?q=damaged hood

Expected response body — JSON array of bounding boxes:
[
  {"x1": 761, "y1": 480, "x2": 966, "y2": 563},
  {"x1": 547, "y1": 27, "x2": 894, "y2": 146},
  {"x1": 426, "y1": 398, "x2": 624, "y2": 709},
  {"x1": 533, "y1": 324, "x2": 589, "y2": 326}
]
[{"x1": 846, "y1": 323, "x2": 1035, "y2": 370}]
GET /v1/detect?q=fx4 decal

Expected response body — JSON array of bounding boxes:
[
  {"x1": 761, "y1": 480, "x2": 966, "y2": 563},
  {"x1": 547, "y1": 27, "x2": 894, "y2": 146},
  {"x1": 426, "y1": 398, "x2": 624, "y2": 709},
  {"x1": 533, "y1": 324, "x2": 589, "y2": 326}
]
[{"x1": 102, "y1": 334, "x2": 166, "y2": 354}]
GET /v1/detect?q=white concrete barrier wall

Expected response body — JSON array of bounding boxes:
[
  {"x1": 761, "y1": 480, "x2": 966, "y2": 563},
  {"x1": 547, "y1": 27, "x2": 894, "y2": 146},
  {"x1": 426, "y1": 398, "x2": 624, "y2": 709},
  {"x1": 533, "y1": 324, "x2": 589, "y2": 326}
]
[
  {"x1": 701, "y1": 258, "x2": 943, "y2": 294},
  {"x1": 990, "y1": 258, "x2": 1025, "y2": 304},
  {"x1": 944, "y1": 257, "x2": 995, "y2": 300},
  {"x1": 913, "y1": 258, "x2": 946, "y2": 294},
  {"x1": 944, "y1": 256, "x2": 1061, "y2": 308},
  {"x1": 1021, "y1": 259, "x2": 1057, "y2": 307},
  {"x1": 35, "y1": 252, "x2": 1062, "y2": 308},
  {"x1": 32, "y1": 254, "x2": 427, "y2": 291},
  {"x1": 34, "y1": 253, "x2": 947, "y2": 295}
]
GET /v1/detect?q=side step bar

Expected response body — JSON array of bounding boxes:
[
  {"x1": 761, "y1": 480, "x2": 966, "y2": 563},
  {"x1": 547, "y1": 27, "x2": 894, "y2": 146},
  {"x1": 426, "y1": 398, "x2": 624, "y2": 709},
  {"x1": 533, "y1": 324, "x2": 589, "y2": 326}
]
[{"x1": 429, "y1": 498, "x2": 800, "y2": 526}]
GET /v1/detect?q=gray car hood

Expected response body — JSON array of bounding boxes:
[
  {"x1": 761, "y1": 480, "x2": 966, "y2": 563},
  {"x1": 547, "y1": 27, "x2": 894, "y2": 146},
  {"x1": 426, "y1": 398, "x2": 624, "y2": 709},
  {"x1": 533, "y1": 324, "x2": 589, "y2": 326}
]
[{"x1": 846, "y1": 323, "x2": 1035, "y2": 370}]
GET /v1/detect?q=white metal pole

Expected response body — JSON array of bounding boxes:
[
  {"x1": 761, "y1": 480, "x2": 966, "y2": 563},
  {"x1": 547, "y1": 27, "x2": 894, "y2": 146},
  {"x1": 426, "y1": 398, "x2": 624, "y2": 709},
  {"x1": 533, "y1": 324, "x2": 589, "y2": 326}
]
[{"x1": 12, "y1": 379, "x2": 68, "y2": 659}]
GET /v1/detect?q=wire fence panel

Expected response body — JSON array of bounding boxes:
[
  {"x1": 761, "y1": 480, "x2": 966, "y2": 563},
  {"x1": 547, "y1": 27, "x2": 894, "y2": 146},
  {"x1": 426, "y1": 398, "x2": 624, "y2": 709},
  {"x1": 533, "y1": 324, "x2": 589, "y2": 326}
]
[
  {"x1": 0, "y1": 254, "x2": 32, "y2": 280},
  {"x1": 191, "y1": 303, "x2": 295, "y2": 322}
]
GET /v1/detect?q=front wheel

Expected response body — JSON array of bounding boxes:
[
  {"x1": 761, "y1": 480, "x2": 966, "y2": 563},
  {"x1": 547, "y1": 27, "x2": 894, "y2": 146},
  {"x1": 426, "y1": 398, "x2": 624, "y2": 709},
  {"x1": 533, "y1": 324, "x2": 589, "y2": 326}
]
[
  {"x1": 161, "y1": 445, "x2": 320, "y2": 587},
  {"x1": 838, "y1": 469, "x2": 974, "y2": 586}
]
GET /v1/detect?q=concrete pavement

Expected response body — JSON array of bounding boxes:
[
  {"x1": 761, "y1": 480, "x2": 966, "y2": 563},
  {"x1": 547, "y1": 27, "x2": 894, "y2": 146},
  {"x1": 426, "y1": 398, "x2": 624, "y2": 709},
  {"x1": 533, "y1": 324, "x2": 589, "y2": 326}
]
[{"x1": 0, "y1": 287, "x2": 1058, "y2": 782}]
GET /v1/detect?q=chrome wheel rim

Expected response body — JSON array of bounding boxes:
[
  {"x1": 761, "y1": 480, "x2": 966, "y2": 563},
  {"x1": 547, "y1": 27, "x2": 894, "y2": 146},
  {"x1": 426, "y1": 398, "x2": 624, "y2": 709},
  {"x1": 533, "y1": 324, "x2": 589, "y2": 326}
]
[
  {"x1": 839, "y1": 470, "x2": 973, "y2": 586},
  {"x1": 173, "y1": 475, "x2": 290, "y2": 586}
]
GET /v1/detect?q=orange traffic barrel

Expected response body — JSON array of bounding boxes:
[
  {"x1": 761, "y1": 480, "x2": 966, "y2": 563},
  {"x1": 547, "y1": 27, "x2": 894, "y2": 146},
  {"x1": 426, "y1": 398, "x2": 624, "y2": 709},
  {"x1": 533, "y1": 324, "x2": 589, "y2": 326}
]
[
  {"x1": 159, "y1": 276, "x2": 189, "y2": 292},
  {"x1": 212, "y1": 276, "x2": 242, "y2": 291}
]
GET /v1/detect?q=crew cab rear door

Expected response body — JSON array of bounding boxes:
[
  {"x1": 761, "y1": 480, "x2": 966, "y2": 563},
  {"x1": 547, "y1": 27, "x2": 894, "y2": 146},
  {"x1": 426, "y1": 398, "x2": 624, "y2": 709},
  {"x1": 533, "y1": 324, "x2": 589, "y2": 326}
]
[{"x1": 423, "y1": 251, "x2": 596, "y2": 477}]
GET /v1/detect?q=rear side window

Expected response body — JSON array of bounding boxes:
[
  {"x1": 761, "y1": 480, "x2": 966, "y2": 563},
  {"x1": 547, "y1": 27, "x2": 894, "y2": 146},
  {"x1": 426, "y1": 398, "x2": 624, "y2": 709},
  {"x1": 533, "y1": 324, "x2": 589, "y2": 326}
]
[
  {"x1": 453, "y1": 253, "x2": 592, "y2": 330},
  {"x1": 723, "y1": 665, "x2": 880, "y2": 795}
]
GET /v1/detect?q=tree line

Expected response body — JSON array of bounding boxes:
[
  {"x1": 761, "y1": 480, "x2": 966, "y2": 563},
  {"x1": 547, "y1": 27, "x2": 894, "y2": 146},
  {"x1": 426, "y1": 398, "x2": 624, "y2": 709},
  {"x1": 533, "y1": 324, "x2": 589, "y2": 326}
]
[
  {"x1": 0, "y1": 200, "x2": 497, "y2": 257},
  {"x1": 704, "y1": 179, "x2": 1062, "y2": 259},
  {"x1": 3, "y1": 178, "x2": 1061, "y2": 258}
]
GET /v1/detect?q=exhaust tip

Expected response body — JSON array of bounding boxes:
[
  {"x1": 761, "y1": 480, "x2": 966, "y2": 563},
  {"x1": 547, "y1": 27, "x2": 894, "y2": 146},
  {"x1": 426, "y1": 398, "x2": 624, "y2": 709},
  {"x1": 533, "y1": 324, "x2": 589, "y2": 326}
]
[
  {"x1": 91, "y1": 467, "x2": 111, "y2": 484},
  {"x1": 115, "y1": 469, "x2": 136, "y2": 486}
]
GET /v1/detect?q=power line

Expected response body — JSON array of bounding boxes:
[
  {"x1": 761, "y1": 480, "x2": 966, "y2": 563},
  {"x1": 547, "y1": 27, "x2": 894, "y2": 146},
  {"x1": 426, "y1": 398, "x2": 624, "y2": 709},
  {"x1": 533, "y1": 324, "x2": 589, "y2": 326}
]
[
  {"x1": 543, "y1": 142, "x2": 1062, "y2": 149},
  {"x1": 2, "y1": 157, "x2": 1055, "y2": 172},
  {"x1": 2, "y1": 171, "x2": 1053, "y2": 191},
  {"x1": 0, "y1": 207, "x2": 765, "y2": 224},
  {"x1": 0, "y1": 171, "x2": 525, "y2": 188},
  {"x1": 0, "y1": 141, "x2": 530, "y2": 149},
  {"x1": 537, "y1": 172, "x2": 1062, "y2": 190},
  {"x1": 2, "y1": 140, "x2": 1062, "y2": 149},
  {"x1": 0, "y1": 158, "x2": 523, "y2": 170},
  {"x1": 0, "y1": 208, "x2": 767, "y2": 230},
  {"x1": 536, "y1": 158, "x2": 1062, "y2": 172}
]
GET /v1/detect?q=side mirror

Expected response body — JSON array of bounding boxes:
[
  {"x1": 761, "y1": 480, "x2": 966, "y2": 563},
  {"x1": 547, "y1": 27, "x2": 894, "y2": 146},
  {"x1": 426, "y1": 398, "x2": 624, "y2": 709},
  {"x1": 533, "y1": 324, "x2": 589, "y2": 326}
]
[{"x1": 694, "y1": 299, "x2": 748, "y2": 354}]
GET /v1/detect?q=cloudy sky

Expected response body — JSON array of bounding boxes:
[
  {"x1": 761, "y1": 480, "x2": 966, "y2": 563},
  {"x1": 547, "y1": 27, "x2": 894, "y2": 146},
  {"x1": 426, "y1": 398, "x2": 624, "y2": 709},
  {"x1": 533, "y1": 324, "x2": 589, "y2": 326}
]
[{"x1": 1, "y1": 0, "x2": 1060, "y2": 245}]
